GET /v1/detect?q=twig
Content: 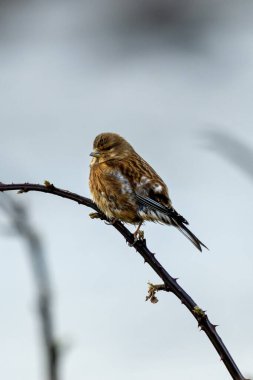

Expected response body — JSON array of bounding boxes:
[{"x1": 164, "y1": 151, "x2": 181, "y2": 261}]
[
  {"x1": 145, "y1": 282, "x2": 167, "y2": 304},
  {"x1": 0, "y1": 181, "x2": 249, "y2": 380},
  {"x1": 0, "y1": 192, "x2": 59, "y2": 380}
]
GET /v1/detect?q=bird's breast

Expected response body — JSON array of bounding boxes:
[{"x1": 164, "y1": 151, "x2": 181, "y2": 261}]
[{"x1": 89, "y1": 164, "x2": 140, "y2": 223}]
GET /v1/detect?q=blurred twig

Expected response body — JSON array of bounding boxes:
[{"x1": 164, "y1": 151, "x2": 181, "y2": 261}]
[
  {"x1": 0, "y1": 193, "x2": 59, "y2": 380},
  {"x1": 204, "y1": 130, "x2": 253, "y2": 180},
  {"x1": 0, "y1": 181, "x2": 249, "y2": 380}
]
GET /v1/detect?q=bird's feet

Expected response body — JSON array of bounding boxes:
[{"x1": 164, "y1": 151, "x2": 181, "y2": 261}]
[
  {"x1": 128, "y1": 229, "x2": 145, "y2": 246},
  {"x1": 128, "y1": 221, "x2": 144, "y2": 246},
  {"x1": 133, "y1": 229, "x2": 145, "y2": 242}
]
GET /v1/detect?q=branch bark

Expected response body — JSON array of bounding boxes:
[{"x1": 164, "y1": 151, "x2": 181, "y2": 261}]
[{"x1": 0, "y1": 182, "x2": 249, "y2": 380}]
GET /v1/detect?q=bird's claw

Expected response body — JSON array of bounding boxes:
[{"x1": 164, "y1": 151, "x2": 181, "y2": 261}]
[
  {"x1": 133, "y1": 229, "x2": 145, "y2": 242},
  {"x1": 137, "y1": 230, "x2": 145, "y2": 240},
  {"x1": 128, "y1": 229, "x2": 145, "y2": 247}
]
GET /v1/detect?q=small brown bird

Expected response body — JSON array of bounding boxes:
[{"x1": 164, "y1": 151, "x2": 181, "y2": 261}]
[{"x1": 89, "y1": 132, "x2": 207, "y2": 251}]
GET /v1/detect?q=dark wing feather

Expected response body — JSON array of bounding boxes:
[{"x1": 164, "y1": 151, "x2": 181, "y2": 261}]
[
  {"x1": 135, "y1": 193, "x2": 208, "y2": 252},
  {"x1": 135, "y1": 193, "x2": 189, "y2": 225}
]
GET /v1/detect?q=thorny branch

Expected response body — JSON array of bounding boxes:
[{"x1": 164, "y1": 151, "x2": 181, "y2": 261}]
[
  {"x1": 0, "y1": 192, "x2": 59, "y2": 380},
  {"x1": 0, "y1": 181, "x2": 249, "y2": 380}
]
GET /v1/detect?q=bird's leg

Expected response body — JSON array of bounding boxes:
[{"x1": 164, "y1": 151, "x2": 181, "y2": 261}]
[{"x1": 133, "y1": 221, "x2": 144, "y2": 242}]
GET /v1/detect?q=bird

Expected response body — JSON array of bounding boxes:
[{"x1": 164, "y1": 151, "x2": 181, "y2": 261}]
[{"x1": 89, "y1": 132, "x2": 207, "y2": 251}]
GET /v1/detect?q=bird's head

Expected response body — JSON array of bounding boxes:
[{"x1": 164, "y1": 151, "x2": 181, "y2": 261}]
[{"x1": 90, "y1": 133, "x2": 134, "y2": 163}]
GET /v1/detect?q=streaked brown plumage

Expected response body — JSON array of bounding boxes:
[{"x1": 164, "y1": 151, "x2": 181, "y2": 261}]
[{"x1": 89, "y1": 132, "x2": 207, "y2": 251}]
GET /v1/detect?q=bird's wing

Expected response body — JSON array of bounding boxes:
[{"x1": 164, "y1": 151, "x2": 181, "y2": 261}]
[
  {"x1": 135, "y1": 192, "x2": 208, "y2": 251},
  {"x1": 135, "y1": 192, "x2": 189, "y2": 225},
  {"x1": 113, "y1": 155, "x2": 188, "y2": 224},
  {"x1": 110, "y1": 157, "x2": 207, "y2": 251}
]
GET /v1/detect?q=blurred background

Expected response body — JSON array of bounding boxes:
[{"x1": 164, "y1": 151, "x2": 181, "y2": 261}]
[{"x1": 0, "y1": 0, "x2": 252, "y2": 379}]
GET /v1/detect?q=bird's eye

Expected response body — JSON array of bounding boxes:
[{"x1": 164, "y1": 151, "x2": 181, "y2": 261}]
[{"x1": 104, "y1": 145, "x2": 113, "y2": 151}]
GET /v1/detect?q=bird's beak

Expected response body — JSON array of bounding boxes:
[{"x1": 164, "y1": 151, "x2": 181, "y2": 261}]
[{"x1": 90, "y1": 151, "x2": 100, "y2": 158}]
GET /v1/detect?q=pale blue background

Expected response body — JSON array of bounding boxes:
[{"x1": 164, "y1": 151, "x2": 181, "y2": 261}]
[{"x1": 0, "y1": 1, "x2": 252, "y2": 379}]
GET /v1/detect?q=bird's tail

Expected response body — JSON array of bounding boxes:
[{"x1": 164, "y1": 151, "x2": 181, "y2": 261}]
[
  {"x1": 171, "y1": 214, "x2": 208, "y2": 252},
  {"x1": 134, "y1": 192, "x2": 208, "y2": 251}
]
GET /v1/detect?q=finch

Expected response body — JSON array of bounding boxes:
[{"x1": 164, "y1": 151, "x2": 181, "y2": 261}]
[{"x1": 89, "y1": 132, "x2": 207, "y2": 251}]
